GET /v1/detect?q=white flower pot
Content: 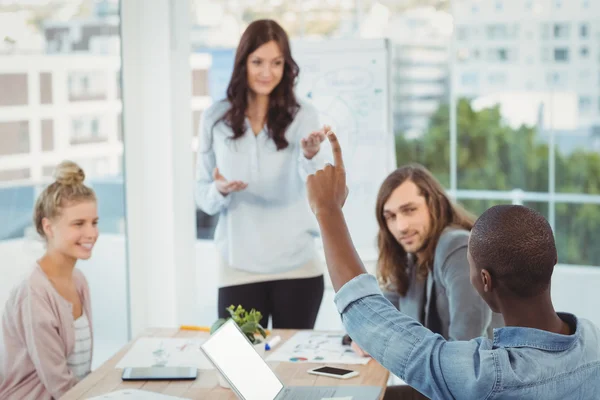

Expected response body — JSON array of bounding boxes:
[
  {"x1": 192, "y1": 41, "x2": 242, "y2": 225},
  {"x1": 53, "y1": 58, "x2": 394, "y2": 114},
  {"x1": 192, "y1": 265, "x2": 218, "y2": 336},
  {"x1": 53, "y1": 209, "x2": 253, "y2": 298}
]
[{"x1": 218, "y1": 341, "x2": 265, "y2": 389}]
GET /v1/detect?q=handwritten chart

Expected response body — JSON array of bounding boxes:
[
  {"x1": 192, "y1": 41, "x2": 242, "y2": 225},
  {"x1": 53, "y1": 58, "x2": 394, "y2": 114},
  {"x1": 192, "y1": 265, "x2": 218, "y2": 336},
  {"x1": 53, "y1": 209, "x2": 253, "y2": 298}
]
[{"x1": 266, "y1": 332, "x2": 370, "y2": 365}]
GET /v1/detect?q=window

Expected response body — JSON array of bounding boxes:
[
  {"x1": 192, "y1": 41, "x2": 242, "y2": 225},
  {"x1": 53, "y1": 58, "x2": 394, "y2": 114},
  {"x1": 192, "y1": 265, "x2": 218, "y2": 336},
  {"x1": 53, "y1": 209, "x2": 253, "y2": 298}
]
[
  {"x1": 578, "y1": 70, "x2": 591, "y2": 86},
  {"x1": 579, "y1": 96, "x2": 592, "y2": 113},
  {"x1": 68, "y1": 71, "x2": 108, "y2": 101},
  {"x1": 39, "y1": 73, "x2": 53, "y2": 104},
  {"x1": 457, "y1": 48, "x2": 470, "y2": 62},
  {"x1": 498, "y1": 49, "x2": 508, "y2": 61},
  {"x1": 444, "y1": 0, "x2": 600, "y2": 275},
  {"x1": 0, "y1": 2, "x2": 129, "y2": 369},
  {"x1": 191, "y1": 69, "x2": 209, "y2": 97},
  {"x1": 91, "y1": 118, "x2": 99, "y2": 137},
  {"x1": 488, "y1": 72, "x2": 507, "y2": 85},
  {"x1": 487, "y1": 24, "x2": 506, "y2": 39},
  {"x1": 488, "y1": 48, "x2": 513, "y2": 62},
  {"x1": 546, "y1": 71, "x2": 567, "y2": 86},
  {"x1": 461, "y1": 72, "x2": 479, "y2": 86},
  {"x1": 553, "y1": 23, "x2": 570, "y2": 39},
  {"x1": 0, "y1": 122, "x2": 29, "y2": 155},
  {"x1": 554, "y1": 48, "x2": 569, "y2": 62},
  {"x1": 72, "y1": 119, "x2": 84, "y2": 138},
  {"x1": 487, "y1": 24, "x2": 518, "y2": 40},
  {"x1": 541, "y1": 23, "x2": 550, "y2": 40},
  {"x1": 41, "y1": 120, "x2": 54, "y2": 151},
  {"x1": 0, "y1": 74, "x2": 28, "y2": 106},
  {"x1": 581, "y1": 47, "x2": 589, "y2": 58},
  {"x1": 0, "y1": 169, "x2": 29, "y2": 182}
]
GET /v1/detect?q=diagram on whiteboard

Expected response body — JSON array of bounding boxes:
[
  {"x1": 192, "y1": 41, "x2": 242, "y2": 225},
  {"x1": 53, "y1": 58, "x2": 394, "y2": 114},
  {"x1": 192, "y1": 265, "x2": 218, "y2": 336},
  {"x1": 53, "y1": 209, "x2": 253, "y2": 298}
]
[{"x1": 294, "y1": 41, "x2": 395, "y2": 252}]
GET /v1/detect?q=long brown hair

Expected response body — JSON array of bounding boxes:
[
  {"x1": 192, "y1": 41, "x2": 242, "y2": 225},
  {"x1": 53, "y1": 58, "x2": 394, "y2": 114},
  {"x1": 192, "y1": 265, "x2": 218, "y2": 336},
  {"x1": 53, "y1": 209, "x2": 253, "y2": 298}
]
[
  {"x1": 214, "y1": 19, "x2": 300, "y2": 150},
  {"x1": 376, "y1": 164, "x2": 474, "y2": 296}
]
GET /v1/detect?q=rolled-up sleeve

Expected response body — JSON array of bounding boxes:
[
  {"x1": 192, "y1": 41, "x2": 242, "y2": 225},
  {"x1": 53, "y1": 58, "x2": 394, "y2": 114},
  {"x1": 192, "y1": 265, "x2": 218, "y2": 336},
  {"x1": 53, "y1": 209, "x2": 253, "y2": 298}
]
[{"x1": 334, "y1": 274, "x2": 493, "y2": 399}]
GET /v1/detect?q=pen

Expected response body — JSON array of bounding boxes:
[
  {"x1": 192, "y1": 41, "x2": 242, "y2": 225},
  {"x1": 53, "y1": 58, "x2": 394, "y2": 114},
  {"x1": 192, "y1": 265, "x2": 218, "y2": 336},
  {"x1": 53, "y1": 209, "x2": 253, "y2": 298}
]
[
  {"x1": 180, "y1": 325, "x2": 211, "y2": 332},
  {"x1": 265, "y1": 335, "x2": 281, "y2": 351}
]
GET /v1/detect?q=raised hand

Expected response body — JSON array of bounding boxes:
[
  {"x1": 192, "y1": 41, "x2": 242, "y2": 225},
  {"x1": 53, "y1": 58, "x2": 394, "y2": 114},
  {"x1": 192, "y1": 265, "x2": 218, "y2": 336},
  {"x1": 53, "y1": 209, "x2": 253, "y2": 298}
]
[
  {"x1": 306, "y1": 131, "x2": 348, "y2": 215},
  {"x1": 301, "y1": 125, "x2": 330, "y2": 160},
  {"x1": 213, "y1": 167, "x2": 248, "y2": 196}
]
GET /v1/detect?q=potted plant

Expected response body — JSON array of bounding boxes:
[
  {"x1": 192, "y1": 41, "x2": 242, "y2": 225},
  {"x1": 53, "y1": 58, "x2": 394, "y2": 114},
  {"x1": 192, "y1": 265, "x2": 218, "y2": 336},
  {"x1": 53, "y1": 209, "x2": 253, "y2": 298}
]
[{"x1": 211, "y1": 305, "x2": 268, "y2": 388}]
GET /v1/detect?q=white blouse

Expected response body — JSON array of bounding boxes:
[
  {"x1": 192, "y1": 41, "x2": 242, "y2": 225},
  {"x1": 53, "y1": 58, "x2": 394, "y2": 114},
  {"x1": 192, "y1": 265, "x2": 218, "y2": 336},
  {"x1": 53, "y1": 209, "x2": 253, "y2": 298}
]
[{"x1": 195, "y1": 99, "x2": 331, "y2": 275}]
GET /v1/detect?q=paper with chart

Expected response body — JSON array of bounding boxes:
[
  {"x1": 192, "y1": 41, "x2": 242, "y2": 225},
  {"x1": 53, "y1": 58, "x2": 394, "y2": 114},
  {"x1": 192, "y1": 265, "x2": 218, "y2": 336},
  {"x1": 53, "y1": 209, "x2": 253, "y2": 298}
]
[
  {"x1": 87, "y1": 389, "x2": 188, "y2": 399},
  {"x1": 266, "y1": 331, "x2": 370, "y2": 365},
  {"x1": 293, "y1": 38, "x2": 395, "y2": 254},
  {"x1": 115, "y1": 338, "x2": 213, "y2": 370}
]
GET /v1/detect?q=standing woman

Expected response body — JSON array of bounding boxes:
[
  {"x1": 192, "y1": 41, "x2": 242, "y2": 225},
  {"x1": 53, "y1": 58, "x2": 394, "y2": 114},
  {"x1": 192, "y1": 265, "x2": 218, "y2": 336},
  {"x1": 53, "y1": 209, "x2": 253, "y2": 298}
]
[{"x1": 196, "y1": 19, "x2": 329, "y2": 329}]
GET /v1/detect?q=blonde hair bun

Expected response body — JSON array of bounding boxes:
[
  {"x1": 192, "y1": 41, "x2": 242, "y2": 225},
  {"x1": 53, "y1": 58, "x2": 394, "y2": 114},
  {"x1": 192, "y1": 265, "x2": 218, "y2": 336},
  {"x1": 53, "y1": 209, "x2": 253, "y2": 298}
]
[{"x1": 53, "y1": 161, "x2": 85, "y2": 186}]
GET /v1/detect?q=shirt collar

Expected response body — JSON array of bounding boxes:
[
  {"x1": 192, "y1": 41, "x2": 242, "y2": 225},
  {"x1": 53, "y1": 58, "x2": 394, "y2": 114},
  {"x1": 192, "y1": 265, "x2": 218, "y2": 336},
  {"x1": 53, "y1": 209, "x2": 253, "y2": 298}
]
[{"x1": 492, "y1": 312, "x2": 579, "y2": 352}]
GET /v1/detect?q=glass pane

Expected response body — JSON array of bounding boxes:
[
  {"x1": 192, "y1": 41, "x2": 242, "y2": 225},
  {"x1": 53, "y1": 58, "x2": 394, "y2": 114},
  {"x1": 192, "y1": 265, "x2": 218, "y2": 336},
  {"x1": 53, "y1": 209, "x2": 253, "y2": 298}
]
[
  {"x1": 392, "y1": 6, "x2": 453, "y2": 187},
  {"x1": 452, "y1": 0, "x2": 550, "y2": 191},
  {"x1": 455, "y1": 199, "x2": 548, "y2": 222},
  {"x1": 556, "y1": 203, "x2": 600, "y2": 266},
  {"x1": 524, "y1": 201, "x2": 549, "y2": 219},
  {"x1": 554, "y1": 128, "x2": 600, "y2": 195},
  {"x1": 396, "y1": 103, "x2": 451, "y2": 188},
  {"x1": 457, "y1": 199, "x2": 512, "y2": 217},
  {"x1": 0, "y1": 0, "x2": 128, "y2": 368}
]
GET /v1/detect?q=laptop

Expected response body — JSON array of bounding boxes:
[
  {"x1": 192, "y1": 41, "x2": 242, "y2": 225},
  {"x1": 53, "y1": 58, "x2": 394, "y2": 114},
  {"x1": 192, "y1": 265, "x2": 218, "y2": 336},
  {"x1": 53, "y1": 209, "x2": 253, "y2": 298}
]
[{"x1": 201, "y1": 319, "x2": 382, "y2": 400}]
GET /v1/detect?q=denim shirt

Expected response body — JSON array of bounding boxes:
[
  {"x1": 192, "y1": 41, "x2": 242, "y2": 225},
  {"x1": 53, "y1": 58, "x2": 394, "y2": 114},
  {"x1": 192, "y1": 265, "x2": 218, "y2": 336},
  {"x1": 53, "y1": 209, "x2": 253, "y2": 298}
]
[{"x1": 335, "y1": 274, "x2": 600, "y2": 400}]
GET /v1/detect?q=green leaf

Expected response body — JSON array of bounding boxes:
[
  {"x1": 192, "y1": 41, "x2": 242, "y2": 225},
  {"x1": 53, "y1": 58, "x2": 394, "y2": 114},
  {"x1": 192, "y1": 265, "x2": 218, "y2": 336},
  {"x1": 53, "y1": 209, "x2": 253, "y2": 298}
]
[
  {"x1": 240, "y1": 321, "x2": 258, "y2": 334},
  {"x1": 226, "y1": 305, "x2": 236, "y2": 318}
]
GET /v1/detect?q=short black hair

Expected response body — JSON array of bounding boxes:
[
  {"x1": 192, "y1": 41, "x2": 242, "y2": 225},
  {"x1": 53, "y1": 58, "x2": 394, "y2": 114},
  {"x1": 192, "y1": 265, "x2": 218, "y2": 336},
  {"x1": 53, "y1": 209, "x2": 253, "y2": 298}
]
[{"x1": 469, "y1": 205, "x2": 557, "y2": 297}]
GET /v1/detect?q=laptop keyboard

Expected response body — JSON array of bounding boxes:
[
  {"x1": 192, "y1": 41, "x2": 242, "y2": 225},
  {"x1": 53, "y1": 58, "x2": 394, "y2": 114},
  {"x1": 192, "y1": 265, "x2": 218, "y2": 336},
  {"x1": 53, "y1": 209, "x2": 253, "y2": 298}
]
[{"x1": 280, "y1": 387, "x2": 338, "y2": 400}]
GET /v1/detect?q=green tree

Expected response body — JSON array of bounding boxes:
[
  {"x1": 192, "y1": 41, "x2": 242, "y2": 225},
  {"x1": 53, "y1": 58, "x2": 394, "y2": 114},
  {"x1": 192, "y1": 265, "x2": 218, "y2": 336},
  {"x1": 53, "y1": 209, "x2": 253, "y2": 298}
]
[{"x1": 396, "y1": 98, "x2": 600, "y2": 266}]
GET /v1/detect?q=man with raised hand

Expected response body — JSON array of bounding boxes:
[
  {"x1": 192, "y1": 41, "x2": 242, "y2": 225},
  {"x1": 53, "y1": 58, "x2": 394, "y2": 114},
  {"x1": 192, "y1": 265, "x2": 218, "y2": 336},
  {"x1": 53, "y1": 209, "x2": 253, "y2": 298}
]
[{"x1": 305, "y1": 131, "x2": 600, "y2": 400}]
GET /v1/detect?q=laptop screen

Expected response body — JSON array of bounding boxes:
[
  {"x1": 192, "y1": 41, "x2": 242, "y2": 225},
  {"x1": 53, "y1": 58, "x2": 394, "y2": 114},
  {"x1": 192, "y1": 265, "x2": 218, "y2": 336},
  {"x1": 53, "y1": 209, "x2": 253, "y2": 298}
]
[{"x1": 201, "y1": 319, "x2": 284, "y2": 400}]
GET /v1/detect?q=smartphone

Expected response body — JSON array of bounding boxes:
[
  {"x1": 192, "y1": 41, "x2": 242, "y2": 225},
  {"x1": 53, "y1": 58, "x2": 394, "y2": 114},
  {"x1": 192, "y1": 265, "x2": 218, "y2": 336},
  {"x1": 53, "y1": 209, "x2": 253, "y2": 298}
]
[
  {"x1": 121, "y1": 367, "x2": 197, "y2": 381},
  {"x1": 307, "y1": 366, "x2": 359, "y2": 379}
]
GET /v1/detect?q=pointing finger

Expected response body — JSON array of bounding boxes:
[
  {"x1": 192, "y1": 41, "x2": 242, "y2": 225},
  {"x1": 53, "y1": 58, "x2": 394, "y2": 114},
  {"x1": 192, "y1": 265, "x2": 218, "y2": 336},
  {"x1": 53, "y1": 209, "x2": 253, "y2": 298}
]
[{"x1": 327, "y1": 131, "x2": 344, "y2": 170}]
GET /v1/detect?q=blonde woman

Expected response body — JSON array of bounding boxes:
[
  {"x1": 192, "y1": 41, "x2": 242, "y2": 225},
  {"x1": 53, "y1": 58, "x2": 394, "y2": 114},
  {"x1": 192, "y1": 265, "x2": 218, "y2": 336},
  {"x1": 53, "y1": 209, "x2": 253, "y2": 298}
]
[{"x1": 0, "y1": 161, "x2": 98, "y2": 400}]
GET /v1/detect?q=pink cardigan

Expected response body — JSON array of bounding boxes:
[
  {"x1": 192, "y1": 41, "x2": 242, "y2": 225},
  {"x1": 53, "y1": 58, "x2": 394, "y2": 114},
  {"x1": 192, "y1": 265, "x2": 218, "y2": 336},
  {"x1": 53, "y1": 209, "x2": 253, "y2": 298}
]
[{"x1": 0, "y1": 264, "x2": 93, "y2": 400}]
